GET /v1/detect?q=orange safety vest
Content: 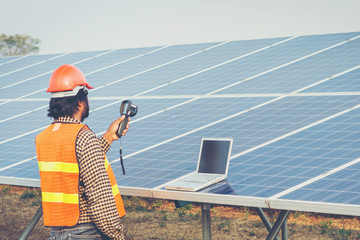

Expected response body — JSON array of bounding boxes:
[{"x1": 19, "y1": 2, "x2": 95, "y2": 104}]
[{"x1": 36, "y1": 122, "x2": 126, "y2": 227}]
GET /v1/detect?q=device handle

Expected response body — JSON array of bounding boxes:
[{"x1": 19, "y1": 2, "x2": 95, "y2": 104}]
[{"x1": 116, "y1": 115, "x2": 128, "y2": 138}]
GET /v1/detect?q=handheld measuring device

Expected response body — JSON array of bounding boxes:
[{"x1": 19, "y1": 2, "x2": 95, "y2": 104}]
[
  {"x1": 117, "y1": 100, "x2": 138, "y2": 174},
  {"x1": 116, "y1": 100, "x2": 138, "y2": 138}
]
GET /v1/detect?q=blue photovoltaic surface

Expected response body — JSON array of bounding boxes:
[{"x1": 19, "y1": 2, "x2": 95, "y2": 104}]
[
  {"x1": 0, "y1": 51, "x2": 107, "y2": 87},
  {"x1": 218, "y1": 38, "x2": 360, "y2": 94},
  {"x1": 86, "y1": 43, "x2": 226, "y2": 97},
  {"x1": 0, "y1": 47, "x2": 160, "y2": 99},
  {"x1": 73, "y1": 46, "x2": 161, "y2": 74},
  {"x1": 0, "y1": 73, "x2": 51, "y2": 98},
  {"x1": 0, "y1": 101, "x2": 47, "y2": 121},
  {"x1": 0, "y1": 54, "x2": 61, "y2": 79},
  {"x1": 143, "y1": 33, "x2": 360, "y2": 96},
  {"x1": 90, "y1": 38, "x2": 286, "y2": 97},
  {"x1": 0, "y1": 56, "x2": 22, "y2": 65},
  {"x1": 302, "y1": 67, "x2": 360, "y2": 93},
  {"x1": 109, "y1": 95, "x2": 360, "y2": 189},
  {"x1": 274, "y1": 109, "x2": 360, "y2": 203},
  {"x1": 1, "y1": 32, "x2": 360, "y2": 216}
]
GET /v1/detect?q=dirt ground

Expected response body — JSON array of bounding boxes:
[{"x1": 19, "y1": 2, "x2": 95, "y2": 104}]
[{"x1": 1, "y1": 186, "x2": 360, "y2": 240}]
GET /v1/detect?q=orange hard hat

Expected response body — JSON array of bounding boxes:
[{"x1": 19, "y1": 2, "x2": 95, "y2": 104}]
[{"x1": 47, "y1": 64, "x2": 93, "y2": 98}]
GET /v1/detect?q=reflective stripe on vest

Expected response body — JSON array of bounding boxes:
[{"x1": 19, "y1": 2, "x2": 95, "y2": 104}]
[
  {"x1": 112, "y1": 185, "x2": 120, "y2": 196},
  {"x1": 38, "y1": 161, "x2": 79, "y2": 173},
  {"x1": 42, "y1": 192, "x2": 79, "y2": 204},
  {"x1": 105, "y1": 156, "x2": 126, "y2": 218}
]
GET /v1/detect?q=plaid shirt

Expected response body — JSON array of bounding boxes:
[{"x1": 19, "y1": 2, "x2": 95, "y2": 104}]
[{"x1": 54, "y1": 116, "x2": 125, "y2": 240}]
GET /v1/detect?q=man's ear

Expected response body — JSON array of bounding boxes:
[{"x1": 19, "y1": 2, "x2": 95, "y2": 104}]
[{"x1": 78, "y1": 100, "x2": 84, "y2": 109}]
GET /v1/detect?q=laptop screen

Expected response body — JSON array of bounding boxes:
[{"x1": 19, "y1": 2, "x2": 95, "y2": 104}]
[{"x1": 198, "y1": 139, "x2": 232, "y2": 174}]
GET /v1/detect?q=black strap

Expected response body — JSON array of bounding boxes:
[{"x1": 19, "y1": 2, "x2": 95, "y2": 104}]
[{"x1": 120, "y1": 147, "x2": 125, "y2": 175}]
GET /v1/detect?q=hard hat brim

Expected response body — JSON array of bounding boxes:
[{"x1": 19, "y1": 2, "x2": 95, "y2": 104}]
[{"x1": 50, "y1": 85, "x2": 90, "y2": 98}]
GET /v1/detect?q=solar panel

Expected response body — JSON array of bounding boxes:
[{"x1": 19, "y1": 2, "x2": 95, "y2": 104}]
[{"x1": 1, "y1": 32, "x2": 360, "y2": 217}]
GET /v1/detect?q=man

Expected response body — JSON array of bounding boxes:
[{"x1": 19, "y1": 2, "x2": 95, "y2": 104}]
[{"x1": 35, "y1": 64, "x2": 129, "y2": 239}]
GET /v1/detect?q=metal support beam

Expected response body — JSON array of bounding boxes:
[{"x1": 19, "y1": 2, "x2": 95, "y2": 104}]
[
  {"x1": 19, "y1": 205, "x2": 43, "y2": 240},
  {"x1": 282, "y1": 216, "x2": 288, "y2": 240},
  {"x1": 265, "y1": 210, "x2": 289, "y2": 240},
  {"x1": 255, "y1": 208, "x2": 280, "y2": 240},
  {"x1": 201, "y1": 203, "x2": 212, "y2": 240}
]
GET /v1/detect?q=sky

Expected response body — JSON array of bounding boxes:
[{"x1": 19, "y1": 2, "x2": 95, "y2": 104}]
[{"x1": 0, "y1": 0, "x2": 359, "y2": 55}]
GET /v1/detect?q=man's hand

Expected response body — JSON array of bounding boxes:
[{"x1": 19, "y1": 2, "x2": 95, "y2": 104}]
[{"x1": 103, "y1": 115, "x2": 130, "y2": 144}]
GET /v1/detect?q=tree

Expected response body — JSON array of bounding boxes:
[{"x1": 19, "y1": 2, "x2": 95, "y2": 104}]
[{"x1": 0, "y1": 33, "x2": 40, "y2": 56}]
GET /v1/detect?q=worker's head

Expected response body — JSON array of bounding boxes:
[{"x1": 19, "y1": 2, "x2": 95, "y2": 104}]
[{"x1": 46, "y1": 64, "x2": 93, "y2": 121}]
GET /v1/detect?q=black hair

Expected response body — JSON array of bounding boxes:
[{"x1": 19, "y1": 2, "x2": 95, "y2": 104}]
[{"x1": 47, "y1": 89, "x2": 88, "y2": 119}]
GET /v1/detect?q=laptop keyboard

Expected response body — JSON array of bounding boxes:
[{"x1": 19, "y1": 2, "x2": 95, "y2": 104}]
[{"x1": 183, "y1": 174, "x2": 220, "y2": 183}]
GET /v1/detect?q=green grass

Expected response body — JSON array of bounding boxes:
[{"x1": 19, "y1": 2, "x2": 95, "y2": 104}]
[{"x1": 20, "y1": 189, "x2": 40, "y2": 200}]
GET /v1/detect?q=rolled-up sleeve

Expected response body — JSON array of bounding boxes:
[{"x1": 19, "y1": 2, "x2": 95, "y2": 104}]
[
  {"x1": 99, "y1": 136, "x2": 111, "y2": 153},
  {"x1": 77, "y1": 129, "x2": 124, "y2": 239}
]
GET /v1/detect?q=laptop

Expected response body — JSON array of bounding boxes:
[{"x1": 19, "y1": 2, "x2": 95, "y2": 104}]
[{"x1": 164, "y1": 138, "x2": 233, "y2": 192}]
